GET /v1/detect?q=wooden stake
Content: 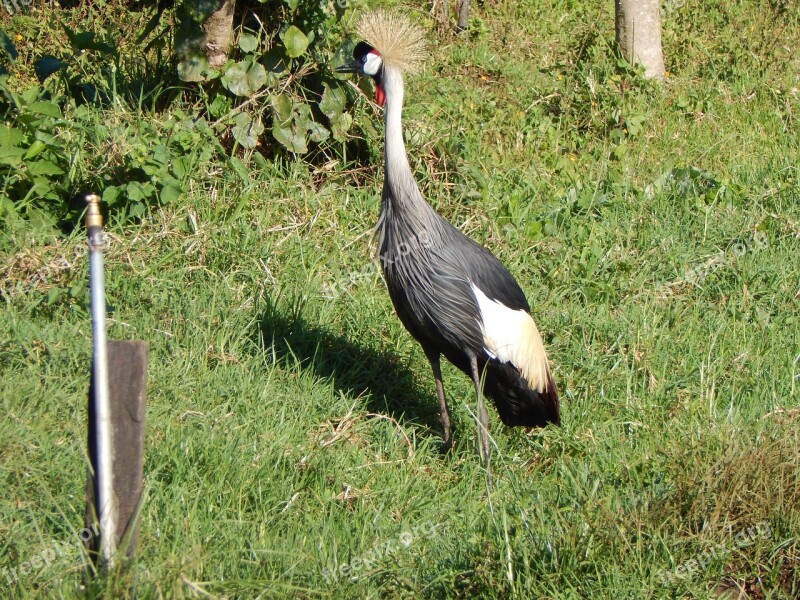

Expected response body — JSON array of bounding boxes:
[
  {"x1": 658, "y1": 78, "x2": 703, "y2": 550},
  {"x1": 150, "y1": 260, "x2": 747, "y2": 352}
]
[{"x1": 85, "y1": 340, "x2": 148, "y2": 563}]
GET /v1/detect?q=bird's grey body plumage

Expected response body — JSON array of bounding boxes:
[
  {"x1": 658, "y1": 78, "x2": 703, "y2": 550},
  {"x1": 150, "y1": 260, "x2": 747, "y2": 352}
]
[
  {"x1": 337, "y1": 11, "x2": 559, "y2": 463},
  {"x1": 377, "y1": 152, "x2": 559, "y2": 427}
]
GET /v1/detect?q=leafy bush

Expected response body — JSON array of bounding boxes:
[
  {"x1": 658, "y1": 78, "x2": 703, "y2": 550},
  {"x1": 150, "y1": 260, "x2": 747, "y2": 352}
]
[
  {"x1": 0, "y1": 0, "x2": 367, "y2": 230},
  {"x1": 99, "y1": 110, "x2": 222, "y2": 222},
  {"x1": 174, "y1": 0, "x2": 355, "y2": 156},
  {"x1": 0, "y1": 81, "x2": 69, "y2": 229},
  {"x1": 0, "y1": 22, "x2": 224, "y2": 230}
]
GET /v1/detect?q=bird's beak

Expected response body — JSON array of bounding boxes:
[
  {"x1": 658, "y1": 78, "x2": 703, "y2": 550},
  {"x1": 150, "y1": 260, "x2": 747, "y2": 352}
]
[{"x1": 335, "y1": 60, "x2": 360, "y2": 74}]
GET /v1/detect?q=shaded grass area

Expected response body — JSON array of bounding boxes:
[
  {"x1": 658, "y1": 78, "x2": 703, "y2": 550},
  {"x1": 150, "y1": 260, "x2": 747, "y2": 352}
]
[{"x1": 2, "y1": 0, "x2": 800, "y2": 597}]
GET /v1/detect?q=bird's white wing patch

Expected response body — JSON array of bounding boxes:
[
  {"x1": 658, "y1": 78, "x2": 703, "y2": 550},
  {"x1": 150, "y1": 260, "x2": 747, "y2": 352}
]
[
  {"x1": 470, "y1": 283, "x2": 552, "y2": 392},
  {"x1": 470, "y1": 284, "x2": 528, "y2": 364}
]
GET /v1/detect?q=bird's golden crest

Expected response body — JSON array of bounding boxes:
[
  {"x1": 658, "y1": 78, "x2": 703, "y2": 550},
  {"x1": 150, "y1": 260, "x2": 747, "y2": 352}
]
[{"x1": 356, "y1": 9, "x2": 427, "y2": 74}]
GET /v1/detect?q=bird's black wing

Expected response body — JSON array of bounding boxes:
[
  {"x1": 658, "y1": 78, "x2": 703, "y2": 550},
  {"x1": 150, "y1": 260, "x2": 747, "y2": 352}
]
[
  {"x1": 438, "y1": 219, "x2": 531, "y2": 313},
  {"x1": 379, "y1": 209, "x2": 530, "y2": 361}
]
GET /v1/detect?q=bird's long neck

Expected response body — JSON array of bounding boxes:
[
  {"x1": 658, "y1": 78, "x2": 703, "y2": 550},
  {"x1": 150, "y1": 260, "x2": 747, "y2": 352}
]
[{"x1": 381, "y1": 66, "x2": 425, "y2": 212}]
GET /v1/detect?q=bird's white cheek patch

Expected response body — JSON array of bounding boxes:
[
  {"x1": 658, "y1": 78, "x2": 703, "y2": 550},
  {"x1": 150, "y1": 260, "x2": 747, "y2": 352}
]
[{"x1": 363, "y1": 52, "x2": 382, "y2": 76}]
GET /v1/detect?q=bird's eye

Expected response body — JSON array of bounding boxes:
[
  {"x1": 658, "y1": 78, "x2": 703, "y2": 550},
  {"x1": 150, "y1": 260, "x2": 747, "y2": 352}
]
[{"x1": 361, "y1": 55, "x2": 368, "y2": 64}]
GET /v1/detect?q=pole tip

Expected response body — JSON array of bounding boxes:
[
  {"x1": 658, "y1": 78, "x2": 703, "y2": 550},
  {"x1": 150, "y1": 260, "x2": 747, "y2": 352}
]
[{"x1": 85, "y1": 193, "x2": 103, "y2": 228}]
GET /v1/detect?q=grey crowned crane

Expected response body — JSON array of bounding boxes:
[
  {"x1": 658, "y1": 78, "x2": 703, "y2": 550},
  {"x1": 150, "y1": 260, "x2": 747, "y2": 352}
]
[{"x1": 336, "y1": 10, "x2": 560, "y2": 474}]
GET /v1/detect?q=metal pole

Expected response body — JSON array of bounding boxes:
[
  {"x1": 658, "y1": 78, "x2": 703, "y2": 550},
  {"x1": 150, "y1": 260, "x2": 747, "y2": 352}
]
[{"x1": 86, "y1": 193, "x2": 117, "y2": 566}]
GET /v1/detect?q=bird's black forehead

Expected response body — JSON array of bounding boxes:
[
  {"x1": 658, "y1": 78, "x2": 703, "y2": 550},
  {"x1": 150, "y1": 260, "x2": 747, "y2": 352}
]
[{"x1": 353, "y1": 41, "x2": 376, "y2": 59}]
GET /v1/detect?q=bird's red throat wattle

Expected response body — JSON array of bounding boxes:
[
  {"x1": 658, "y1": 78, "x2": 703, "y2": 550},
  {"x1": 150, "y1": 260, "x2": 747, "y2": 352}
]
[{"x1": 375, "y1": 84, "x2": 386, "y2": 107}]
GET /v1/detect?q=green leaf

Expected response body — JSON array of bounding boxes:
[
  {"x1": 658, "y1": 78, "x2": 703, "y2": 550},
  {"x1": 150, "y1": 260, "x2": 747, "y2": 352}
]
[
  {"x1": 159, "y1": 175, "x2": 182, "y2": 190},
  {"x1": 252, "y1": 152, "x2": 267, "y2": 169},
  {"x1": 319, "y1": 83, "x2": 347, "y2": 120},
  {"x1": 269, "y1": 98, "x2": 317, "y2": 153},
  {"x1": 0, "y1": 29, "x2": 18, "y2": 61},
  {"x1": 0, "y1": 146, "x2": 25, "y2": 166},
  {"x1": 329, "y1": 112, "x2": 352, "y2": 141},
  {"x1": 272, "y1": 124, "x2": 307, "y2": 154},
  {"x1": 23, "y1": 140, "x2": 46, "y2": 160},
  {"x1": 34, "y1": 56, "x2": 65, "y2": 82},
  {"x1": 0, "y1": 194, "x2": 16, "y2": 218},
  {"x1": 161, "y1": 185, "x2": 182, "y2": 204},
  {"x1": 141, "y1": 162, "x2": 164, "y2": 178},
  {"x1": 28, "y1": 208, "x2": 58, "y2": 232},
  {"x1": 525, "y1": 220, "x2": 543, "y2": 239},
  {"x1": 0, "y1": 124, "x2": 24, "y2": 147},
  {"x1": 172, "y1": 156, "x2": 191, "y2": 180},
  {"x1": 625, "y1": 114, "x2": 647, "y2": 138},
  {"x1": 307, "y1": 121, "x2": 330, "y2": 144},
  {"x1": 282, "y1": 26, "x2": 309, "y2": 58},
  {"x1": 291, "y1": 101, "x2": 328, "y2": 144},
  {"x1": 263, "y1": 47, "x2": 288, "y2": 76},
  {"x1": 128, "y1": 202, "x2": 146, "y2": 220},
  {"x1": 294, "y1": 101, "x2": 313, "y2": 125},
  {"x1": 66, "y1": 30, "x2": 114, "y2": 53},
  {"x1": 21, "y1": 87, "x2": 38, "y2": 105},
  {"x1": 151, "y1": 145, "x2": 169, "y2": 166},
  {"x1": 33, "y1": 129, "x2": 64, "y2": 151},
  {"x1": 228, "y1": 156, "x2": 250, "y2": 183},
  {"x1": 271, "y1": 94, "x2": 293, "y2": 124},
  {"x1": 232, "y1": 112, "x2": 264, "y2": 149},
  {"x1": 126, "y1": 181, "x2": 155, "y2": 202},
  {"x1": 47, "y1": 287, "x2": 62, "y2": 306},
  {"x1": 282, "y1": 0, "x2": 299, "y2": 11},
  {"x1": 27, "y1": 101, "x2": 62, "y2": 119},
  {"x1": 103, "y1": 186, "x2": 122, "y2": 207},
  {"x1": 208, "y1": 94, "x2": 230, "y2": 118},
  {"x1": 238, "y1": 33, "x2": 258, "y2": 54},
  {"x1": 26, "y1": 160, "x2": 64, "y2": 176},
  {"x1": 222, "y1": 60, "x2": 267, "y2": 97},
  {"x1": 29, "y1": 176, "x2": 54, "y2": 198}
]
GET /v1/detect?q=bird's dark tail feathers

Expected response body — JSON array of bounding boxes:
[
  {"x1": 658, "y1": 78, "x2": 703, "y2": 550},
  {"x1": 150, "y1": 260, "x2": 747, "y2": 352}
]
[{"x1": 482, "y1": 359, "x2": 560, "y2": 428}]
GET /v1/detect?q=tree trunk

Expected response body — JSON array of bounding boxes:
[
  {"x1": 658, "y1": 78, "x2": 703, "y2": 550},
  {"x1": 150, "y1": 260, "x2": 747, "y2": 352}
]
[
  {"x1": 202, "y1": 0, "x2": 236, "y2": 69},
  {"x1": 456, "y1": 0, "x2": 469, "y2": 32},
  {"x1": 615, "y1": 0, "x2": 665, "y2": 80}
]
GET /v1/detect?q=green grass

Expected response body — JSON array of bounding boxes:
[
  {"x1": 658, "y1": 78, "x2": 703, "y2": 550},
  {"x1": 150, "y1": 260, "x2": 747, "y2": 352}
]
[{"x1": 2, "y1": 0, "x2": 799, "y2": 597}]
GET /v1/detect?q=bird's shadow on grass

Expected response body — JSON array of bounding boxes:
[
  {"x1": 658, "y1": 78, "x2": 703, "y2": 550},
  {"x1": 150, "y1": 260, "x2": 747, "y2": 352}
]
[{"x1": 252, "y1": 296, "x2": 443, "y2": 438}]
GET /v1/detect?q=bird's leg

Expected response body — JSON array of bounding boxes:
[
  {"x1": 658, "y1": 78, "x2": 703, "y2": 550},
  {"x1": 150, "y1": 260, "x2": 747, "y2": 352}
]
[
  {"x1": 469, "y1": 354, "x2": 491, "y2": 481},
  {"x1": 425, "y1": 350, "x2": 452, "y2": 452}
]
